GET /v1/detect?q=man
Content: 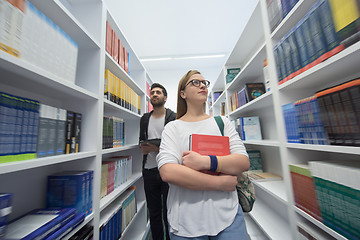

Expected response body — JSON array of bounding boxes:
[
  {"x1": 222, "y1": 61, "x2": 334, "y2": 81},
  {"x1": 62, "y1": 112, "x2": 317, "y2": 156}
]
[{"x1": 139, "y1": 83, "x2": 176, "y2": 240}]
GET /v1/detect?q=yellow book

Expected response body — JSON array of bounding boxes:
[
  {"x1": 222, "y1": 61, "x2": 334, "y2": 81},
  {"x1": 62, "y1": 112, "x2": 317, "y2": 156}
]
[
  {"x1": 115, "y1": 76, "x2": 120, "y2": 104},
  {"x1": 104, "y1": 69, "x2": 109, "y2": 99},
  {"x1": 329, "y1": 0, "x2": 359, "y2": 32}
]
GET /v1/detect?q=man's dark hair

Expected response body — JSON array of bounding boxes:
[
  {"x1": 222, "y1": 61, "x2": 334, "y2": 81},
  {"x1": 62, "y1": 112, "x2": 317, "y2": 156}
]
[{"x1": 151, "y1": 83, "x2": 167, "y2": 97}]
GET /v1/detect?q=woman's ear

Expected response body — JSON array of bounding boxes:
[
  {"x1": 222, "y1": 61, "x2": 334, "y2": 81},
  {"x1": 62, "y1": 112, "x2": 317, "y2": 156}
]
[{"x1": 180, "y1": 90, "x2": 186, "y2": 99}]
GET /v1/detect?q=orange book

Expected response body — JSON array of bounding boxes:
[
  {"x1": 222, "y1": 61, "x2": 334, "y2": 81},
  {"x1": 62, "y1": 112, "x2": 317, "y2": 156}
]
[
  {"x1": 119, "y1": 43, "x2": 125, "y2": 69},
  {"x1": 124, "y1": 48, "x2": 129, "y2": 74},
  {"x1": 113, "y1": 34, "x2": 119, "y2": 63},
  {"x1": 189, "y1": 134, "x2": 230, "y2": 175}
]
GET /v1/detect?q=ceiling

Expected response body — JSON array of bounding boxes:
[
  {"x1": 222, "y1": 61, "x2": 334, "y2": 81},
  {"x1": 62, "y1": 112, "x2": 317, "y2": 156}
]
[{"x1": 103, "y1": 0, "x2": 257, "y2": 102}]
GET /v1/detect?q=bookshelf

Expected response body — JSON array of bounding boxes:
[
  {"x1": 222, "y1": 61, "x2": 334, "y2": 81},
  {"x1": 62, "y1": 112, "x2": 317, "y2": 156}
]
[
  {"x1": 210, "y1": 0, "x2": 360, "y2": 239},
  {"x1": 0, "y1": 0, "x2": 149, "y2": 239}
]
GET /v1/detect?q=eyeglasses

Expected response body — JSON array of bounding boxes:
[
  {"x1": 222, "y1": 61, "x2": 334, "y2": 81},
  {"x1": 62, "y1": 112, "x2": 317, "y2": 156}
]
[{"x1": 183, "y1": 79, "x2": 210, "y2": 89}]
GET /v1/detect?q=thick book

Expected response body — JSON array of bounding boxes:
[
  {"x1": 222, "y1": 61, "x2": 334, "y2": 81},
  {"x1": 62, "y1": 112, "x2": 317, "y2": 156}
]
[
  {"x1": 44, "y1": 212, "x2": 85, "y2": 240},
  {"x1": 289, "y1": 164, "x2": 322, "y2": 221},
  {"x1": 189, "y1": 133, "x2": 230, "y2": 175},
  {"x1": 0, "y1": 193, "x2": 12, "y2": 238},
  {"x1": 4, "y1": 208, "x2": 76, "y2": 240},
  {"x1": 47, "y1": 172, "x2": 89, "y2": 214}
]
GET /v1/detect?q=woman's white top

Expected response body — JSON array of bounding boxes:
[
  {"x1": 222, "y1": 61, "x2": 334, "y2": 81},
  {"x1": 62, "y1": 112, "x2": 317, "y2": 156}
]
[{"x1": 157, "y1": 116, "x2": 248, "y2": 237}]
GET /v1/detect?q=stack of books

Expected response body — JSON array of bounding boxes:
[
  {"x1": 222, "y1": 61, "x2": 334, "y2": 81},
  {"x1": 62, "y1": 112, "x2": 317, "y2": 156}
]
[{"x1": 4, "y1": 208, "x2": 85, "y2": 240}]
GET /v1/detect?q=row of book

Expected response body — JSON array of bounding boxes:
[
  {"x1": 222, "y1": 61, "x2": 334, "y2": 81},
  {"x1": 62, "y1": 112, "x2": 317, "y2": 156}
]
[
  {"x1": 99, "y1": 187, "x2": 137, "y2": 240},
  {"x1": 266, "y1": 0, "x2": 300, "y2": 31},
  {"x1": 104, "y1": 69, "x2": 141, "y2": 114},
  {"x1": 0, "y1": 0, "x2": 78, "y2": 83},
  {"x1": 233, "y1": 116, "x2": 263, "y2": 141},
  {"x1": 4, "y1": 208, "x2": 85, "y2": 240},
  {"x1": 282, "y1": 78, "x2": 360, "y2": 146},
  {"x1": 290, "y1": 160, "x2": 360, "y2": 240},
  {"x1": 101, "y1": 156, "x2": 133, "y2": 199},
  {"x1": 106, "y1": 21, "x2": 130, "y2": 74},
  {"x1": 229, "y1": 83, "x2": 266, "y2": 112},
  {"x1": 103, "y1": 116, "x2": 125, "y2": 149},
  {"x1": 0, "y1": 92, "x2": 82, "y2": 164},
  {"x1": 47, "y1": 170, "x2": 94, "y2": 216},
  {"x1": 274, "y1": 0, "x2": 360, "y2": 85}
]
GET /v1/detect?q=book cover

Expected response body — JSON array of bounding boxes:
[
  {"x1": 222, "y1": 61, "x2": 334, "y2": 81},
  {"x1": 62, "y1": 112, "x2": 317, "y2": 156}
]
[
  {"x1": 37, "y1": 104, "x2": 50, "y2": 158},
  {"x1": 0, "y1": 193, "x2": 12, "y2": 238},
  {"x1": 289, "y1": 164, "x2": 322, "y2": 221},
  {"x1": 282, "y1": 102, "x2": 301, "y2": 143},
  {"x1": 44, "y1": 212, "x2": 85, "y2": 240},
  {"x1": 241, "y1": 116, "x2": 262, "y2": 141},
  {"x1": 4, "y1": 208, "x2": 76, "y2": 240},
  {"x1": 189, "y1": 133, "x2": 230, "y2": 175},
  {"x1": 245, "y1": 82, "x2": 266, "y2": 102},
  {"x1": 225, "y1": 68, "x2": 241, "y2": 84},
  {"x1": 55, "y1": 108, "x2": 66, "y2": 155},
  {"x1": 248, "y1": 172, "x2": 282, "y2": 182},
  {"x1": 47, "y1": 172, "x2": 88, "y2": 214},
  {"x1": 247, "y1": 150, "x2": 263, "y2": 172}
]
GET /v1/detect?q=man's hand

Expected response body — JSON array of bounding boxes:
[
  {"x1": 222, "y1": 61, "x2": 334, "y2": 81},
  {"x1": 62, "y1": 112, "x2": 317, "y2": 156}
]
[{"x1": 140, "y1": 143, "x2": 159, "y2": 155}]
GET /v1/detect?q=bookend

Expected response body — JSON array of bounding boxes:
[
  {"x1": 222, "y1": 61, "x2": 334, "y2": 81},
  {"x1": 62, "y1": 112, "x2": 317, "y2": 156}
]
[{"x1": 214, "y1": 116, "x2": 256, "y2": 212}]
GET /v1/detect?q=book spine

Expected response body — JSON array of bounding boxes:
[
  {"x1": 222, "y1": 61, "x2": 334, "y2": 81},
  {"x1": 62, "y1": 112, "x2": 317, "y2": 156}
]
[
  {"x1": 65, "y1": 111, "x2": 74, "y2": 154},
  {"x1": 73, "y1": 112, "x2": 82, "y2": 153},
  {"x1": 37, "y1": 104, "x2": 49, "y2": 158}
]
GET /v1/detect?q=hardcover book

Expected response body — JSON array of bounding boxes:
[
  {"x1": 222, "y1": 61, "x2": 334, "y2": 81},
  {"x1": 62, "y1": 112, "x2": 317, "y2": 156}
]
[
  {"x1": 44, "y1": 212, "x2": 85, "y2": 240},
  {"x1": 0, "y1": 193, "x2": 12, "y2": 238},
  {"x1": 189, "y1": 133, "x2": 230, "y2": 175}
]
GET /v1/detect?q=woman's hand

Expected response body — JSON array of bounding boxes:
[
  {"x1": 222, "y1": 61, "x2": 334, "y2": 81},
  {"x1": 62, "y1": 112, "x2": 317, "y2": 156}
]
[{"x1": 182, "y1": 150, "x2": 210, "y2": 171}]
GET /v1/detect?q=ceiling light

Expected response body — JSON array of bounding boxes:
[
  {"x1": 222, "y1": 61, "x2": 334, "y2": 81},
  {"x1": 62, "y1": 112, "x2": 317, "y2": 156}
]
[{"x1": 140, "y1": 54, "x2": 226, "y2": 62}]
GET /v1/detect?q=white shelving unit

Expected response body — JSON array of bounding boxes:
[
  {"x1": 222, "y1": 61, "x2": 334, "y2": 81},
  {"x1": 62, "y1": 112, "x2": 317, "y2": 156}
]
[
  {"x1": 210, "y1": 0, "x2": 360, "y2": 239},
  {"x1": 0, "y1": 0, "x2": 149, "y2": 239}
]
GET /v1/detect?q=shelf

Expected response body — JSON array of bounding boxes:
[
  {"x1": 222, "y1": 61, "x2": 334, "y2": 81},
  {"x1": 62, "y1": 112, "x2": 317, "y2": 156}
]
[
  {"x1": 0, "y1": 51, "x2": 98, "y2": 101},
  {"x1": 295, "y1": 207, "x2": 348, "y2": 240},
  {"x1": 286, "y1": 143, "x2": 360, "y2": 155},
  {"x1": 228, "y1": 91, "x2": 273, "y2": 117},
  {"x1": 227, "y1": 43, "x2": 266, "y2": 92},
  {"x1": 243, "y1": 140, "x2": 280, "y2": 147},
  {"x1": 105, "y1": 53, "x2": 144, "y2": 95},
  {"x1": 249, "y1": 198, "x2": 292, "y2": 240},
  {"x1": 30, "y1": 0, "x2": 101, "y2": 49},
  {"x1": 104, "y1": 99, "x2": 141, "y2": 120},
  {"x1": 102, "y1": 144, "x2": 140, "y2": 155},
  {"x1": 0, "y1": 152, "x2": 96, "y2": 175},
  {"x1": 278, "y1": 41, "x2": 360, "y2": 93},
  {"x1": 253, "y1": 180, "x2": 288, "y2": 204},
  {"x1": 100, "y1": 172, "x2": 142, "y2": 211},
  {"x1": 62, "y1": 213, "x2": 94, "y2": 240},
  {"x1": 271, "y1": 0, "x2": 317, "y2": 41}
]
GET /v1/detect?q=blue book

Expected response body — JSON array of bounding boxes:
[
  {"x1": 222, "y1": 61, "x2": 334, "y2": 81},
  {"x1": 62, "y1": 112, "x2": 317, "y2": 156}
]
[
  {"x1": 4, "y1": 208, "x2": 76, "y2": 240},
  {"x1": 0, "y1": 193, "x2": 12, "y2": 238},
  {"x1": 282, "y1": 103, "x2": 301, "y2": 143},
  {"x1": 240, "y1": 116, "x2": 262, "y2": 141},
  {"x1": 294, "y1": 21, "x2": 310, "y2": 72},
  {"x1": 44, "y1": 212, "x2": 85, "y2": 240},
  {"x1": 272, "y1": 44, "x2": 283, "y2": 82},
  {"x1": 301, "y1": 15, "x2": 318, "y2": 68},
  {"x1": 47, "y1": 172, "x2": 88, "y2": 214},
  {"x1": 287, "y1": 28, "x2": 303, "y2": 76}
]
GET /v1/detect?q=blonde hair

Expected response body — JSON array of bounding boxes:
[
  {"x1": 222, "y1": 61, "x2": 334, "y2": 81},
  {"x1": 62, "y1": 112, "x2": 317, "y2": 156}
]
[{"x1": 176, "y1": 70, "x2": 202, "y2": 119}]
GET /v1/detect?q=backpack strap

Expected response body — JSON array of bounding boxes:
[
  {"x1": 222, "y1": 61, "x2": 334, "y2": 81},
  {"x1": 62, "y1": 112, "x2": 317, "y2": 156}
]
[{"x1": 214, "y1": 116, "x2": 224, "y2": 136}]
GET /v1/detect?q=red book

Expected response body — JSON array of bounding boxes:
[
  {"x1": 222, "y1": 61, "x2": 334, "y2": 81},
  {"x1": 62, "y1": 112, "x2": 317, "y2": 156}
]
[
  {"x1": 189, "y1": 134, "x2": 230, "y2": 175},
  {"x1": 107, "y1": 161, "x2": 115, "y2": 195},
  {"x1": 105, "y1": 21, "x2": 112, "y2": 54}
]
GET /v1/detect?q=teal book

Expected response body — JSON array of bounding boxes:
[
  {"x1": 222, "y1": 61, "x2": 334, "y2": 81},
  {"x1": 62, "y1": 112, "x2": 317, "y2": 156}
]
[{"x1": 247, "y1": 150, "x2": 263, "y2": 172}]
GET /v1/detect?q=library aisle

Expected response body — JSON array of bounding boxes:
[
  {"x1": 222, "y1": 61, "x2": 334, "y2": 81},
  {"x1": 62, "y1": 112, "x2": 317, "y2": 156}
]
[{"x1": 1, "y1": 0, "x2": 359, "y2": 239}]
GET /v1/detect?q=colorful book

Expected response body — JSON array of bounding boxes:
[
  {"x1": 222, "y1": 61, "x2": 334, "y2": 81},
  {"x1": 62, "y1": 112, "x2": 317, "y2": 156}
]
[
  {"x1": 245, "y1": 83, "x2": 266, "y2": 101},
  {"x1": 4, "y1": 208, "x2": 76, "y2": 240},
  {"x1": 226, "y1": 68, "x2": 241, "y2": 84},
  {"x1": 189, "y1": 133, "x2": 230, "y2": 175},
  {"x1": 240, "y1": 116, "x2": 262, "y2": 141},
  {"x1": 247, "y1": 150, "x2": 263, "y2": 172}
]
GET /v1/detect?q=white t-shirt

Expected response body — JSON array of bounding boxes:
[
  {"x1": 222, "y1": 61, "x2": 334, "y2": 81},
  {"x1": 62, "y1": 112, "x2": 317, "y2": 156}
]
[
  {"x1": 157, "y1": 116, "x2": 248, "y2": 237},
  {"x1": 144, "y1": 115, "x2": 165, "y2": 169}
]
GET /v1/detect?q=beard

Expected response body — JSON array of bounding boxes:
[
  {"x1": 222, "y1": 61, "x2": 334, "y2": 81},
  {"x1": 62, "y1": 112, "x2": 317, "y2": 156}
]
[{"x1": 151, "y1": 97, "x2": 165, "y2": 108}]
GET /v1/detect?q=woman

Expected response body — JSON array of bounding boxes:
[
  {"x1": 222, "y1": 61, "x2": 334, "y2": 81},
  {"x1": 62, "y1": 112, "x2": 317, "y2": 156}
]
[{"x1": 156, "y1": 70, "x2": 250, "y2": 239}]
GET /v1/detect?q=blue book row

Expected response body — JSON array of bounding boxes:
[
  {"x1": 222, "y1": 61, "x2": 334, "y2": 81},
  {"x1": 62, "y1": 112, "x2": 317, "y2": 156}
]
[
  {"x1": 99, "y1": 188, "x2": 137, "y2": 240},
  {"x1": 47, "y1": 171, "x2": 93, "y2": 216},
  {"x1": 283, "y1": 97, "x2": 328, "y2": 145},
  {"x1": 4, "y1": 208, "x2": 84, "y2": 240},
  {"x1": 274, "y1": 0, "x2": 347, "y2": 85},
  {"x1": 0, "y1": 92, "x2": 40, "y2": 163},
  {"x1": 0, "y1": 91, "x2": 82, "y2": 164}
]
